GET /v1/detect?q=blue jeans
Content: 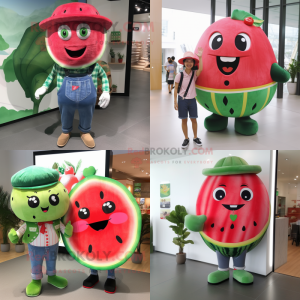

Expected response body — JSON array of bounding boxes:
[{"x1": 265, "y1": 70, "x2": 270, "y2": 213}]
[
  {"x1": 57, "y1": 73, "x2": 97, "y2": 134},
  {"x1": 90, "y1": 268, "x2": 115, "y2": 279},
  {"x1": 28, "y1": 243, "x2": 59, "y2": 280}
]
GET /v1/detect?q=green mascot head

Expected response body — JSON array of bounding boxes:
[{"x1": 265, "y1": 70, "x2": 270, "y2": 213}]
[{"x1": 11, "y1": 166, "x2": 70, "y2": 222}]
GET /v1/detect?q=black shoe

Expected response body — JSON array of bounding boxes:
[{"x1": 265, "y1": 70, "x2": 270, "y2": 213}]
[
  {"x1": 95, "y1": 105, "x2": 102, "y2": 109},
  {"x1": 193, "y1": 137, "x2": 202, "y2": 146},
  {"x1": 104, "y1": 278, "x2": 116, "y2": 294},
  {"x1": 83, "y1": 274, "x2": 99, "y2": 289},
  {"x1": 182, "y1": 138, "x2": 189, "y2": 149}
]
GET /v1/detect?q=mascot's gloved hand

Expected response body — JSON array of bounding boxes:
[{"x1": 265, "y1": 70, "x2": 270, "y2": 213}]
[
  {"x1": 185, "y1": 215, "x2": 207, "y2": 232},
  {"x1": 64, "y1": 221, "x2": 73, "y2": 238},
  {"x1": 99, "y1": 91, "x2": 110, "y2": 108},
  {"x1": 8, "y1": 228, "x2": 19, "y2": 244},
  {"x1": 35, "y1": 86, "x2": 48, "y2": 100}
]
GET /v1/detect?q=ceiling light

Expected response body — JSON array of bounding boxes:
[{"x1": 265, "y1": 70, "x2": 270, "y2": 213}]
[
  {"x1": 122, "y1": 161, "x2": 126, "y2": 163},
  {"x1": 146, "y1": 172, "x2": 149, "y2": 175},
  {"x1": 135, "y1": 4, "x2": 137, "y2": 6},
  {"x1": 288, "y1": 183, "x2": 290, "y2": 184},
  {"x1": 294, "y1": 179, "x2": 297, "y2": 180},
  {"x1": 145, "y1": 8, "x2": 148, "y2": 11},
  {"x1": 286, "y1": 158, "x2": 288, "y2": 160},
  {"x1": 282, "y1": 173, "x2": 284, "y2": 174},
  {"x1": 297, "y1": 176, "x2": 299, "y2": 178}
]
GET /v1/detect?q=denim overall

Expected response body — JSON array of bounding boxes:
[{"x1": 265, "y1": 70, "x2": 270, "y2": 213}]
[{"x1": 57, "y1": 64, "x2": 97, "y2": 134}]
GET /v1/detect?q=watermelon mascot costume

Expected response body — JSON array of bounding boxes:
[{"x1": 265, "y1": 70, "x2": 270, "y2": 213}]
[
  {"x1": 61, "y1": 167, "x2": 141, "y2": 294},
  {"x1": 185, "y1": 156, "x2": 270, "y2": 285},
  {"x1": 35, "y1": 2, "x2": 112, "y2": 148},
  {"x1": 8, "y1": 166, "x2": 73, "y2": 297},
  {"x1": 195, "y1": 10, "x2": 290, "y2": 135}
]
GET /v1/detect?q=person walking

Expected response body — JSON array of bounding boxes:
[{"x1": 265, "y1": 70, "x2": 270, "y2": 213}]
[{"x1": 174, "y1": 48, "x2": 203, "y2": 148}]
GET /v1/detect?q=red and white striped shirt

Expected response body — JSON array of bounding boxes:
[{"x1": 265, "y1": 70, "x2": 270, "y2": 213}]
[{"x1": 16, "y1": 222, "x2": 66, "y2": 247}]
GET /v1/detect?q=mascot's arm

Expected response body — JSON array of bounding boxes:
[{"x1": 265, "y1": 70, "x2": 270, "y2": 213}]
[
  {"x1": 8, "y1": 223, "x2": 26, "y2": 244},
  {"x1": 271, "y1": 63, "x2": 290, "y2": 83},
  {"x1": 42, "y1": 64, "x2": 57, "y2": 90},
  {"x1": 185, "y1": 214, "x2": 207, "y2": 232},
  {"x1": 98, "y1": 65, "x2": 110, "y2": 92},
  {"x1": 62, "y1": 221, "x2": 73, "y2": 238}
]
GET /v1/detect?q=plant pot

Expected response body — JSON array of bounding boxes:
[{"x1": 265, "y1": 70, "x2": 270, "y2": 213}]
[
  {"x1": 176, "y1": 252, "x2": 186, "y2": 264},
  {"x1": 111, "y1": 57, "x2": 115, "y2": 63},
  {"x1": 131, "y1": 252, "x2": 143, "y2": 264},
  {"x1": 287, "y1": 82, "x2": 297, "y2": 95},
  {"x1": 118, "y1": 59, "x2": 123, "y2": 63},
  {"x1": 1, "y1": 243, "x2": 10, "y2": 252},
  {"x1": 112, "y1": 87, "x2": 117, "y2": 92},
  {"x1": 15, "y1": 244, "x2": 25, "y2": 253}
]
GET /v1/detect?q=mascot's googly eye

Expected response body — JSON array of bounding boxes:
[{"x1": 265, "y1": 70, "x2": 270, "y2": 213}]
[
  {"x1": 235, "y1": 33, "x2": 251, "y2": 51},
  {"x1": 213, "y1": 187, "x2": 226, "y2": 201},
  {"x1": 76, "y1": 23, "x2": 91, "y2": 40},
  {"x1": 240, "y1": 188, "x2": 253, "y2": 201},
  {"x1": 58, "y1": 25, "x2": 71, "y2": 40},
  {"x1": 49, "y1": 194, "x2": 60, "y2": 206},
  {"x1": 102, "y1": 201, "x2": 116, "y2": 214},
  {"x1": 78, "y1": 207, "x2": 90, "y2": 219},
  {"x1": 209, "y1": 32, "x2": 223, "y2": 50},
  {"x1": 27, "y1": 196, "x2": 40, "y2": 208}
]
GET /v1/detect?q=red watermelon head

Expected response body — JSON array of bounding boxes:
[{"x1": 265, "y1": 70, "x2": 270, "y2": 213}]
[
  {"x1": 196, "y1": 156, "x2": 270, "y2": 255},
  {"x1": 39, "y1": 3, "x2": 112, "y2": 69},
  {"x1": 195, "y1": 10, "x2": 276, "y2": 90},
  {"x1": 62, "y1": 175, "x2": 141, "y2": 270}
]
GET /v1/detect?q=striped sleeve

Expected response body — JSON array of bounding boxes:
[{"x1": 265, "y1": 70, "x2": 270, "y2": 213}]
[
  {"x1": 42, "y1": 64, "x2": 57, "y2": 89},
  {"x1": 16, "y1": 223, "x2": 27, "y2": 238},
  {"x1": 97, "y1": 65, "x2": 110, "y2": 92}
]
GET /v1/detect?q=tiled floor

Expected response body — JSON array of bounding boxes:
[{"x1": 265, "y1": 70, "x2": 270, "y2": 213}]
[
  {"x1": 0, "y1": 69, "x2": 150, "y2": 150},
  {"x1": 150, "y1": 252, "x2": 300, "y2": 300},
  {"x1": 151, "y1": 84, "x2": 300, "y2": 149}
]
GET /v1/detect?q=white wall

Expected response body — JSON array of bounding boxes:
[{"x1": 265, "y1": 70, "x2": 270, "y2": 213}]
[
  {"x1": 151, "y1": 150, "x2": 274, "y2": 276},
  {"x1": 88, "y1": 0, "x2": 129, "y2": 93},
  {"x1": 277, "y1": 180, "x2": 299, "y2": 214}
]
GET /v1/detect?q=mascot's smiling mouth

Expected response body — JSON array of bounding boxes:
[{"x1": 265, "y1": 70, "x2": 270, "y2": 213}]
[
  {"x1": 65, "y1": 47, "x2": 86, "y2": 58},
  {"x1": 41, "y1": 206, "x2": 49, "y2": 213},
  {"x1": 88, "y1": 220, "x2": 109, "y2": 231},
  {"x1": 217, "y1": 56, "x2": 240, "y2": 75},
  {"x1": 222, "y1": 204, "x2": 244, "y2": 211}
]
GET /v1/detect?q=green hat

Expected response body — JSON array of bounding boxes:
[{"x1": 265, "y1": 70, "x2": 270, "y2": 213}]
[
  {"x1": 231, "y1": 9, "x2": 264, "y2": 27},
  {"x1": 11, "y1": 166, "x2": 59, "y2": 189},
  {"x1": 203, "y1": 156, "x2": 261, "y2": 176}
]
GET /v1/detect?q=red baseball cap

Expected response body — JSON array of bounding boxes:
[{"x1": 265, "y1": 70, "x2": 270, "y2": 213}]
[{"x1": 40, "y1": 2, "x2": 112, "y2": 31}]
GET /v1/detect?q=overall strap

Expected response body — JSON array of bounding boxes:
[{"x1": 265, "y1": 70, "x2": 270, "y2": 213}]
[
  {"x1": 88, "y1": 63, "x2": 96, "y2": 75},
  {"x1": 183, "y1": 71, "x2": 195, "y2": 99},
  {"x1": 177, "y1": 71, "x2": 184, "y2": 94}
]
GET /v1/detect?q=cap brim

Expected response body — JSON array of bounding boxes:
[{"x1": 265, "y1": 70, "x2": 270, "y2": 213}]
[
  {"x1": 202, "y1": 165, "x2": 262, "y2": 176},
  {"x1": 178, "y1": 56, "x2": 199, "y2": 65},
  {"x1": 39, "y1": 15, "x2": 112, "y2": 31},
  {"x1": 13, "y1": 181, "x2": 58, "y2": 190}
]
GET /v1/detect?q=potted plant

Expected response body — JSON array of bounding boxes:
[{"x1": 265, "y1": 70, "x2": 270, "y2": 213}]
[
  {"x1": 111, "y1": 84, "x2": 117, "y2": 93},
  {"x1": 286, "y1": 59, "x2": 300, "y2": 94},
  {"x1": 109, "y1": 48, "x2": 115, "y2": 63},
  {"x1": 166, "y1": 205, "x2": 194, "y2": 264},
  {"x1": 15, "y1": 235, "x2": 25, "y2": 253},
  {"x1": 117, "y1": 52, "x2": 124, "y2": 63},
  {"x1": 131, "y1": 214, "x2": 150, "y2": 264},
  {"x1": 0, "y1": 186, "x2": 19, "y2": 252}
]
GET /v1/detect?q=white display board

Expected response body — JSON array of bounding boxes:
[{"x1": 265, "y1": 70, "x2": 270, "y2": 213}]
[{"x1": 151, "y1": 150, "x2": 275, "y2": 276}]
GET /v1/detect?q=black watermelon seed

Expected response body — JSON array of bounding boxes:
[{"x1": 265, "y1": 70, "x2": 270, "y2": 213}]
[
  {"x1": 33, "y1": 216, "x2": 36, "y2": 219},
  {"x1": 100, "y1": 191, "x2": 104, "y2": 199},
  {"x1": 64, "y1": 10, "x2": 66, "y2": 13},
  {"x1": 75, "y1": 201, "x2": 80, "y2": 208},
  {"x1": 224, "y1": 80, "x2": 229, "y2": 86},
  {"x1": 12, "y1": 197, "x2": 13, "y2": 201},
  {"x1": 230, "y1": 224, "x2": 234, "y2": 229},
  {"x1": 211, "y1": 223, "x2": 214, "y2": 228},
  {"x1": 28, "y1": 234, "x2": 30, "y2": 237},
  {"x1": 230, "y1": 108, "x2": 234, "y2": 114},
  {"x1": 242, "y1": 226, "x2": 246, "y2": 231},
  {"x1": 254, "y1": 221, "x2": 257, "y2": 226},
  {"x1": 221, "y1": 227, "x2": 224, "y2": 232},
  {"x1": 252, "y1": 103, "x2": 257, "y2": 110},
  {"x1": 88, "y1": 245, "x2": 92, "y2": 253},
  {"x1": 80, "y1": 8, "x2": 82, "y2": 11},
  {"x1": 223, "y1": 96, "x2": 228, "y2": 106},
  {"x1": 116, "y1": 236, "x2": 122, "y2": 243},
  {"x1": 205, "y1": 103, "x2": 209, "y2": 109}
]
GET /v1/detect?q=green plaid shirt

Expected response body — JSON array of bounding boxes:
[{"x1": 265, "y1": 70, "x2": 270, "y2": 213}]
[{"x1": 42, "y1": 63, "x2": 109, "y2": 92}]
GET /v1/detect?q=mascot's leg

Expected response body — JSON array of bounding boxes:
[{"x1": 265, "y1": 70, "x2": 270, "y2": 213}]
[
  {"x1": 204, "y1": 113, "x2": 228, "y2": 132},
  {"x1": 83, "y1": 269, "x2": 99, "y2": 288},
  {"x1": 46, "y1": 243, "x2": 68, "y2": 289},
  {"x1": 26, "y1": 244, "x2": 43, "y2": 297},
  {"x1": 207, "y1": 251, "x2": 230, "y2": 284},
  {"x1": 104, "y1": 269, "x2": 116, "y2": 294},
  {"x1": 232, "y1": 250, "x2": 253, "y2": 284},
  {"x1": 234, "y1": 116, "x2": 258, "y2": 135}
]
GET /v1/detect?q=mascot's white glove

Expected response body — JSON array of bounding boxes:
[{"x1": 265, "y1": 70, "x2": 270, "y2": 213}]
[
  {"x1": 35, "y1": 86, "x2": 48, "y2": 100},
  {"x1": 99, "y1": 91, "x2": 110, "y2": 108}
]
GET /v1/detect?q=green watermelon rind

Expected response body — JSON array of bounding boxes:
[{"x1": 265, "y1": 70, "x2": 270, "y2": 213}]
[
  {"x1": 196, "y1": 83, "x2": 277, "y2": 118},
  {"x1": 62, "y1": 175, "x2": 142, "y2": 270}
]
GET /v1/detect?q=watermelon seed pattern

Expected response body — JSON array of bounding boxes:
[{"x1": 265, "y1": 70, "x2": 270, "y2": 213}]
[
  {"x1": 230, "y1": 224, "x2": 234, "y2": 229},
  {"x1": 230, "y1": 108, "x2": 234, "y2": 114},
  {"x1": 252, "y1": 103, "x2": 257, "y2": 110},
  {"x1": 223, "y1": 96, "x2": 228, "y2": 106},
  {"x1": 88, "y1": 245, "x2": 92, "y2": 253},
  {"x1": 254, "y1": 221, "x2": 257, "y2": 226},
  {"x1": 116, "y1": 236, "x2": 122, "y2": 243},
  {"x1": 100, "y1": 191, "x2": 104, "y2": 199},
  {"x1": 75, "y1": 201, "x2": 80, "y2": 208},
  {"x1": 211, "y1": 223, "x2": 214, "y2": 228},
  {"x1": 221, "y1": 227, "x2": 224, "y2": 232},
  {"x1": 242, "y1": 226, "x2": 246, "y2": 231},
  {"x1": 205, "y1": 104, "x2": 209, "y2": 109}
]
